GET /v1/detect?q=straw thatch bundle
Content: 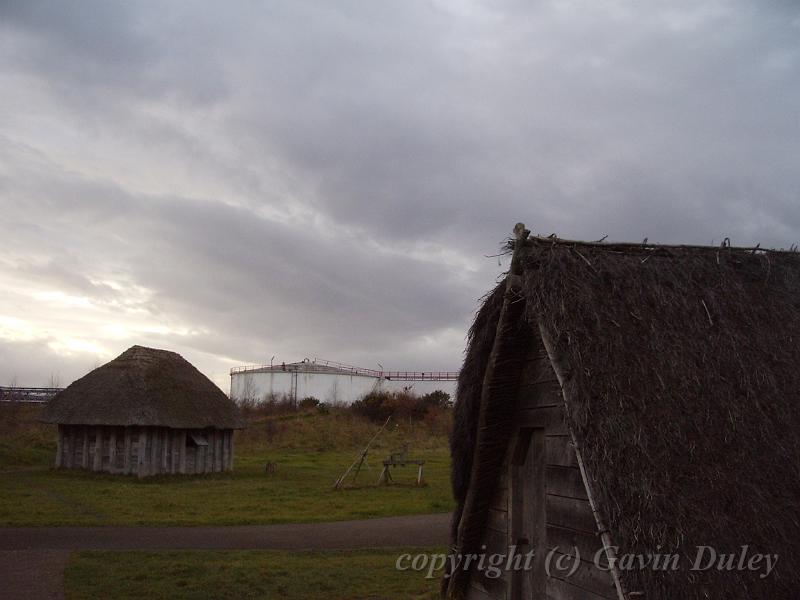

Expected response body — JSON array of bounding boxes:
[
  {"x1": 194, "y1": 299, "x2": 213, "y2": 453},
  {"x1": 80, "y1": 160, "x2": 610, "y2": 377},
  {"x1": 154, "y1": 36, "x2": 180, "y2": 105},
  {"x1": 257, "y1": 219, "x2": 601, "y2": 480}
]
[{"x1": 41, "y1": 345, "x2": 244, "y2": 429}]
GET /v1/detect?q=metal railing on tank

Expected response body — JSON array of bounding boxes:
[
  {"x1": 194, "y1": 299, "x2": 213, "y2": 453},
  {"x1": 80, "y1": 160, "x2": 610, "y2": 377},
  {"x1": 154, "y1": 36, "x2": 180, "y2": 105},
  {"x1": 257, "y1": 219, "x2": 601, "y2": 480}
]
[
  {"x1": 230, "y1": 359, "x2": 458, "y2": 381},
  {"x1": 0, "y1": 387, "x2": 63, "y2": 403}
]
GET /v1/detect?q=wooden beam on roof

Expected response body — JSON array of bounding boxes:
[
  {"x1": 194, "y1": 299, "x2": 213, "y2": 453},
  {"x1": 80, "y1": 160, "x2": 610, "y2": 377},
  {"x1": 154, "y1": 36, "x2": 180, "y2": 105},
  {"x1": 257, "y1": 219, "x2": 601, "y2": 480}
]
[
  {"x1": 538, "y1": 321, "x2": 627, "y2": 600},
  {"x1": 447, "y1": 223, "x2": 531, "y2": 600},
  {"x1": 522, "y1": 234, "x2": 791, "y2": 254}
]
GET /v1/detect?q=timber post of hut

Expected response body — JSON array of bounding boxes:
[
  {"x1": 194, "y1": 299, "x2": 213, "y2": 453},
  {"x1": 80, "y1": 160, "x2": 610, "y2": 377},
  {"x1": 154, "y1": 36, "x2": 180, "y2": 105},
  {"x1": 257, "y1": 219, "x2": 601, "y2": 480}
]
[
  {"x1": 446, "y1": 225, "x2": 800, "y2": 600},
  {"x1": 41, "y1": 345, "x2": 246, "y2": 477}
]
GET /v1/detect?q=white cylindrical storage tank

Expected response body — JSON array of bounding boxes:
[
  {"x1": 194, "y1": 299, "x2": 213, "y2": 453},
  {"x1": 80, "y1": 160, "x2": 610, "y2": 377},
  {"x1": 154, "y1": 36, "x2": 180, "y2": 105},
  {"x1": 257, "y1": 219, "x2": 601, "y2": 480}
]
[{"x1": 230, "y1": 360, "x2": 456, "y2": 405}]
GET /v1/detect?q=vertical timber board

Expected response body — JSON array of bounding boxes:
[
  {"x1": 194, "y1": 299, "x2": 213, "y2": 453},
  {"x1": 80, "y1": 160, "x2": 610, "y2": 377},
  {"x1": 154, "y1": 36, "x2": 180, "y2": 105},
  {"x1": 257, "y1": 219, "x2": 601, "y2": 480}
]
[
  {"x1": 92, "y1": 427, "x2": 105, "y2": 471},
  {"x1": 509, "y1": 427, "x2": 547, "y2": 599},
  {"x1": 150, "y1": 428, "x2": 160, "y2": 476},
  {"x1": 138, "y1": 429, "x2": 148, "y2": 478},
  {"x1": 147, "y1": 428, "x2": 155, "y2": 476},
  {"x1": 199, "y1": 434, "x2": 207, "y2": 474},
  {"x1": 179, "y1": 429, "x2": 187, "y2": 474},
  {"x1": 160, "y1": 428, "x2": 166, "y2": 475},
  {"x1": 509, "y1": 427, "x2": 532, "y2": 599},
  {"x1": 186, "y1": 445, "x2": 195, "y2": 473},
  {"x1": 204, "y1": 432, "x2": 213, "y2": 473},
  {"x1": 209, "y1": 430, "x2": 215, "y2": 472},
  {"x1": 71, "y1": 426, "x2": 78, "y2": 468},
  {"x1": 123, "y1": 428, "x2": 132, "y2": 475},
  {"x1": 145, "y1": 428, "x2": 152, "y2": 477},
  {"x1": 62, "y1": 426, "x2": 69, "y2": 469},
  {"x1": 227, "y1": 430, "x2": 233, "y2": 470},
  {"x1": 216, "y1": 430, "x2": 223, "y2": 472},
  {"x1": 174, "y1": 429, "x2": 181, "y2": 474},
  {"x1": 69, "y1": 425, "x2": 78, "y2": 469},
  {"x1": 203, "y1": 436, "x2": 211, "y2": 474},
  {"x1": 170, "y1": 429, "x2": 179, "y2": 474},
  {"x1": 81, "y1": 426, "x2": 89, "y2": 469},
  {"x1": 92, "y1": 426, "x2": 103, "y2": 471},
  {"x1": 55, "y1": 425, "x2": 64, "y2": 468},
  {"x1": 196, "y1": 443, "x2": 204, "y2": 474},
  {"x1": 509, "y1": 456, "x2": 524, "y2": 599},
  {"x1": 208, "y1": 430, "x2": 215, "y2": 472},
  {"x1": 161, "y1": 429, "x2": 168, "y2": 473},
  {"x1": 65, "y1": 426, "x2": 74, "y2": 469},
  {"x1": 230, "y1": 430, "x2": 235, "y2": 471},
  {"x1": 528, "y1": 429, "x2": 546, "y2": 599},
  {"x1": 209, "y1": 430, "x2": 217, "y2": 472},
  {"x1": 163, "y1": 430, "x2": 168, "y2": 474},
  {"x1": 222, "y1": 430, "x2": 229, "y2": 471},
  {"x1": 163, "y1": 430, "x2": 169, "y2": 474},
  {"x1": 109, "y1": 429, "x2": 117, "y2": 473}
]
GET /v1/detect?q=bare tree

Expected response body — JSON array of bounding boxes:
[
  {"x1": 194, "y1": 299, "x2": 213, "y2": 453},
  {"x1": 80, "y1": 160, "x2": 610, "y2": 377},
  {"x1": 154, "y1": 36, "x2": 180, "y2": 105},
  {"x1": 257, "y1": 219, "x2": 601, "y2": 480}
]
[
  {"x1": 4, "y1": 374, "x2": 18, "y2": 401},
  {"x1": 236, "y1": 373, "x2": 257, "y2": 403}
]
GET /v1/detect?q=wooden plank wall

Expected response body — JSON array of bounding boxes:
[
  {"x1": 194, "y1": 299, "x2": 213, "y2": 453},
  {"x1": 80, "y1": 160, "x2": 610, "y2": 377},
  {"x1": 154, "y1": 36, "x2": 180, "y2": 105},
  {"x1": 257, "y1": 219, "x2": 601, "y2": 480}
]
[
  {"x1": 54, "y1": 426, "x2": 235, "y2": 477},
  {"x1": 466, "y1": 335, "x2": 616, "y2": 600}
]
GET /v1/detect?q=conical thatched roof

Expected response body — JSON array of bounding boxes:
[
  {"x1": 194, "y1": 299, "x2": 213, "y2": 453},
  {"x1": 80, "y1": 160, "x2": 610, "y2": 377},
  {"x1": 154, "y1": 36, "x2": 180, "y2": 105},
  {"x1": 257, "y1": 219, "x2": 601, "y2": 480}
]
[
  {"x1": 450, "y1": 232, "x2": 800, "y2": 599},
  {"x1": 41, "y1": 345, "x2": 245, "y2": 429}
]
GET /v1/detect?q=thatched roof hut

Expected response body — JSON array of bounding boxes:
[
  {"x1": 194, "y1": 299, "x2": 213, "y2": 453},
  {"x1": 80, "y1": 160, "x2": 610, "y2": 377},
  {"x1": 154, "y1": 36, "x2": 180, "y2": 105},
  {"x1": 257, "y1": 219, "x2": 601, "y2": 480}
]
[
  {"x1": 446, "y1": 225, "x2": 800, "y2": 599},
  {"x1": 41, "y1": 345, "x2": 245, "y2": 477}
]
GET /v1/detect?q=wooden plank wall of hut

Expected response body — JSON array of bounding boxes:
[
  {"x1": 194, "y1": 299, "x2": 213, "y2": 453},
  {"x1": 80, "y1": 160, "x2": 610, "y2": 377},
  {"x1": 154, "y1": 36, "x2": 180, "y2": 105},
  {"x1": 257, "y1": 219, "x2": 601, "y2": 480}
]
[
  {"x1": 466, "y1": 338, "x2": 616, "y2": 600},
  {"x1": 55, "y1": 425, "x2": 234, "y2": 477}
]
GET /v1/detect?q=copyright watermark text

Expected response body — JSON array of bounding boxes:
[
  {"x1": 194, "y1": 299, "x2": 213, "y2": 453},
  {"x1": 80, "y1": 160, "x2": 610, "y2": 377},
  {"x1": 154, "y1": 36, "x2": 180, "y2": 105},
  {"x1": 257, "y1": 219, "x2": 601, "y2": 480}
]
[{"x1": 396, "y1": 544, "x2": 778, "y2": 580}]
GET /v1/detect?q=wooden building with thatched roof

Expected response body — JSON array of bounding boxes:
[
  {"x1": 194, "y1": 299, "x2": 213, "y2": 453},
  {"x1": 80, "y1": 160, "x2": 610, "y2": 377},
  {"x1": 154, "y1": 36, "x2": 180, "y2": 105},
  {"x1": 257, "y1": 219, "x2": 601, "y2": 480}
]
[
  {"x1": 446, "y1": 225, "x2": 800, "y2": 600},
  {"x1": 41, "y1": 345, "x2": 245, "y2": 477}
]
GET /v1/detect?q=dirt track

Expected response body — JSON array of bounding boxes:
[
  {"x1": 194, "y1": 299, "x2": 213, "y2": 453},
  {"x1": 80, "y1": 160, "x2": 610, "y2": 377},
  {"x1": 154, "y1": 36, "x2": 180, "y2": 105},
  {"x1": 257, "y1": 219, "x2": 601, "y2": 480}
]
[{"x1": 0, "y1": 513, "x2": 450, "y2": 599}]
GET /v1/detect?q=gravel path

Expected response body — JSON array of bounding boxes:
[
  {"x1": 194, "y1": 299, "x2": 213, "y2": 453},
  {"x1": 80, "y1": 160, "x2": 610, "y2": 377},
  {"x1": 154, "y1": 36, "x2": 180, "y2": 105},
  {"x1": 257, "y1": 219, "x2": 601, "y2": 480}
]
[{"x1": 0, "y1": 513, "x2": 451, "y2": 599}]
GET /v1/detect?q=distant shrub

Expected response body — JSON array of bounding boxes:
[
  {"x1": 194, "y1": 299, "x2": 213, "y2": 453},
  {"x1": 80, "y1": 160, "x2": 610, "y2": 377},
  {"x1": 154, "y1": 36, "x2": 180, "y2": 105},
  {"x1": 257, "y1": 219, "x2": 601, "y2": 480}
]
[
  {"x1": 351, "y1": 390, "x2": 452, "y2": 423},
  {"x1": 419, "y1": 390, "x2": 452, "y2": 410},
  {"x1": 237, "y1": 393, "x2": 297, "y2": 418},
  {"x1": 298, "y1": 396, "x2": 320, "y2": 410},
  {"x1": 351, "y1": 391, "x2": 393, "y2": 422}
]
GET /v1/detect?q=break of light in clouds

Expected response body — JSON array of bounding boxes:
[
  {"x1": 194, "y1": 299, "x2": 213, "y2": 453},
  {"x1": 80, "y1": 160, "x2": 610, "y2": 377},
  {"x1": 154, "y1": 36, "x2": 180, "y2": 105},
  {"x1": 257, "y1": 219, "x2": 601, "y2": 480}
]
[{"x1": 1, "y1": 0, "x2": 798, "y2": 391}]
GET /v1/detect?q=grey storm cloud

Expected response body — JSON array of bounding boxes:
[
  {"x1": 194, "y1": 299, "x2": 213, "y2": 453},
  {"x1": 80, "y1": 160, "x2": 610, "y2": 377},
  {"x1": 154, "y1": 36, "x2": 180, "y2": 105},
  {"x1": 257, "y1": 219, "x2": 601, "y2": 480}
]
[{"x1": 1, "y1": 0, "x2": 799, "y2": 388}]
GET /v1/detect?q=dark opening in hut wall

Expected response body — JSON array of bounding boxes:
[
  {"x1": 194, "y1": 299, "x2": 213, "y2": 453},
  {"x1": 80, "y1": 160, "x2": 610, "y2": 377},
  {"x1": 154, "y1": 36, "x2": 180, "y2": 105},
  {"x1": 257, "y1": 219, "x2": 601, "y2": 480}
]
[{"x1": 55, "y1": 425, "x2": 235, "y2": 476}]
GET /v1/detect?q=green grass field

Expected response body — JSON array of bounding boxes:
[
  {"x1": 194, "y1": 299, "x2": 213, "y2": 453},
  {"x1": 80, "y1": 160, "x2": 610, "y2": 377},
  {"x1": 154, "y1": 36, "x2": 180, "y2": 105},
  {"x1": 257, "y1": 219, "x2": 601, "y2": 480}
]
[
  {"x1": 0, "y1": 404, "x2": 454, "y2": 526},
  {"x1": 65, "y1": 548, "x2": 447, "y2": 599}
]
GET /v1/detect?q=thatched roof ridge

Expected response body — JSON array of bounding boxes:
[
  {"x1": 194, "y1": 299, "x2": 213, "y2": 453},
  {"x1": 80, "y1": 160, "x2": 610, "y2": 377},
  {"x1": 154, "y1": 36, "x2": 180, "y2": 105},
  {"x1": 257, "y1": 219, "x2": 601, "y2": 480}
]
[
  {"x1": 516, "y1": 233, "x2": 797, "y2": 255},
  {"x1": 451, "y1": 232, "x2": 800, "y2": 599},
  {"x1": 40, "y1": 345, "x2": 245, "y2": 429}
]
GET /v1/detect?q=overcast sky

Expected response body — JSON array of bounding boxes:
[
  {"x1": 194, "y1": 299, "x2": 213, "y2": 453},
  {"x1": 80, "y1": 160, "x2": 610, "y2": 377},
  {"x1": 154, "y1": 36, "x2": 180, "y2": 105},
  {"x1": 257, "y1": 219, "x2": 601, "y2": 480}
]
[{"x1": 1, "y1": 1, "x2": 798, "y2": 391}]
